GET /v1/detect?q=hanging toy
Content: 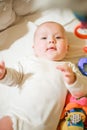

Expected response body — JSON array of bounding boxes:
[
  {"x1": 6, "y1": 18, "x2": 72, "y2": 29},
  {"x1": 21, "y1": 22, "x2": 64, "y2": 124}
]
[
  {"x1": 74, "y1": 12, "x2": 87, "y2": 53},
  {"x1": 74, "y1": 12, "x2": 87, "y2": 39}
]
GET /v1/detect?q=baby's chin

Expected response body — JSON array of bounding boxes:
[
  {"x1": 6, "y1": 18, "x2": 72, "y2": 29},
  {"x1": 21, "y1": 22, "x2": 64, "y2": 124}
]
[
  {"x1": 43, "y1": 51, "x2": 67, "y2": 61},
  {"x1": 43, "y1": 55, "x2": 64, "y2": 61},
  {"x1": 35, "y1": 53, "x2": 66, "y2": 61}
]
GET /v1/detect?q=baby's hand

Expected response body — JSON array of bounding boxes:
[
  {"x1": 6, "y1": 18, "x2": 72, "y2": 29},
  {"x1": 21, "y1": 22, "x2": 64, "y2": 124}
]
[
  {"x1": 57, "y1": 63, "x2": 76, "y2": 84},
  {"x1": 0, "y1": 61, "x2": 6, "y2": 79}
]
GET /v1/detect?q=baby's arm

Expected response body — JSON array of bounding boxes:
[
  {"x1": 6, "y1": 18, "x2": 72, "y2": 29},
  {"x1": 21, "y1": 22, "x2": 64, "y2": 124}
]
[
  {"x1": 0, "y1": 61, "x2": 23, "y2": 86},
  {"x1": 57, "y1": 63, "x2": 87, "y2": 98}
]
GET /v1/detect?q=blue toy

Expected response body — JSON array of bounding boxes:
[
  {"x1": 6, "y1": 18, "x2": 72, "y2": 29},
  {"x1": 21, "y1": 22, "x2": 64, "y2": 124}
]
[{"x1": 78, "y1": 57, "x2": 87, "y2": 76}]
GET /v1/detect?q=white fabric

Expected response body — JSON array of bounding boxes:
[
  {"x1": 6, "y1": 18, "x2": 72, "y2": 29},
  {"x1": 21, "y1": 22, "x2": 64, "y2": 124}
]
[
  {"x1": 0, "y1": 0, "x2": 16, "y2": 31},
  {"x1": 0, "y1": 0, "x2": 87, "y2": 31},
  {"x1": 0, "y1": 56, "x2": 87, "y2": 130}
]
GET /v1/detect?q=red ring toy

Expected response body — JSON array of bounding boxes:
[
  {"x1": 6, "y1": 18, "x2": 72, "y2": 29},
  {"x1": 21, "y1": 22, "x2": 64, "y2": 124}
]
[
  {"x1": 74, "y1": 23, "x2": 87, "y2": 39},
  {"x1": 83, "y1": 47, "x2": 87, "y2": 53}
]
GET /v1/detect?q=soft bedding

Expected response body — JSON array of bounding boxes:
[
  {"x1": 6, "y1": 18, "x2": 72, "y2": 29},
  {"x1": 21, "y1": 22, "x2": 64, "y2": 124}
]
[{"x1": 0, "y1": 7, "x2": 87, "y2": 123}]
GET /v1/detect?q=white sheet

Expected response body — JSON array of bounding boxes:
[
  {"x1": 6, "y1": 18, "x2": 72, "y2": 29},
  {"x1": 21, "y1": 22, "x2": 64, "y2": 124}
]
[{"x1": 0, "y1": 8, "x2": 87, "y2": 118}]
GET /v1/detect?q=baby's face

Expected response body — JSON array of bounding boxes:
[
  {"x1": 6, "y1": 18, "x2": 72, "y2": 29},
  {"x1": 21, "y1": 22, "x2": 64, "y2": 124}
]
[{"x1": 33, "y1": 22, "x2": 68, "y2": 61}]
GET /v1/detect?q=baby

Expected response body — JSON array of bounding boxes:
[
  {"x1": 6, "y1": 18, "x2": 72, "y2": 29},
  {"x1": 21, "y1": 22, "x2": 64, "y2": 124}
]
[{"x1": 0, "y1": 21, "x2": 87, "y2": 130}]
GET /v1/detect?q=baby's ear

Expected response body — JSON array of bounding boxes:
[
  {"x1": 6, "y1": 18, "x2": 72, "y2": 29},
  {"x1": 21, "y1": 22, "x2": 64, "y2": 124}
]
[{"x1": 67, "y1": 44, "x2": 69, "y2": 52}]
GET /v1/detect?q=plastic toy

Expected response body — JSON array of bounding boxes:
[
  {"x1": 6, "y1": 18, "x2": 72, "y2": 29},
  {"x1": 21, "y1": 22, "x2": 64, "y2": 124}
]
[
  {"x1": 78, "y1": 57, "x2": 87, "y2": 76},
  {"x1": 83, "y1": 46, "x2": 87, "y2": 53},
  {"x1": 59, "y1": 93, "x2": 87, "y2": 130},
  {"x1": 74, "y1": 12, "x2": 87, "y2": 39}
]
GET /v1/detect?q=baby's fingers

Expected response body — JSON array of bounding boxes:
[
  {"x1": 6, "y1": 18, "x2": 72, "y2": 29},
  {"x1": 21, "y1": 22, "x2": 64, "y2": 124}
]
[
  {"x1": 0, "y1": 61, "x2": 6, "y2": 78},
  {"x1": 57, "y1": 63, "x2": 76, "y2": 84},
  {"x1": 56, "y1": 63, "x2": 71, "y2": 72}
]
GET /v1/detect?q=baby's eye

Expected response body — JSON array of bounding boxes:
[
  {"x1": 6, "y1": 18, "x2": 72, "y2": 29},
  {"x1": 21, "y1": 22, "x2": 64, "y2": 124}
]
[
  {"x1": 41, "y1": 37, "x2": 47, "y2": 39},
  {"x1": 56, "y1": 36, "x2": 61, "y2": 39}
]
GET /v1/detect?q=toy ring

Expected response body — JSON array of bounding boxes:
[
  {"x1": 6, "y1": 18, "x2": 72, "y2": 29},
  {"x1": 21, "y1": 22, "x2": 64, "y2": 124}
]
[
  {"x1": 78, "y1": 57, "x2": 87, "y2": 76},
  {"x1": 74, "y1": 24, "x2": 87, "y2": 39},
  {"x1": 83, "y1": 47, "x2": 87, "y2": 53}
]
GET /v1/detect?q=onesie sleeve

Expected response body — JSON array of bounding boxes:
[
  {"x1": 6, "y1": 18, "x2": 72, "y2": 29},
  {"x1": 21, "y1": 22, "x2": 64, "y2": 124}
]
[
  {"x1": 0, "y1": 63, "x2": 24, "y2": 86},
  {"x1": 65, "y1": 62, "x2": 87, "y2": 98}
]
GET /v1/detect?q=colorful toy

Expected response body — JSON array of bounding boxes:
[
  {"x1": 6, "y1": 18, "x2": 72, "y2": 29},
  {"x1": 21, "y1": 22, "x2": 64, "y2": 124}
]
[
  {"x1": 74, "y1": 12, "x2": 87, "y2": 39},
  {"x1": 78, "y1": 57, "x2": 87, "y2": 76},
  {"x1": 59, "y1": 93, "x2": 87, "y2": 130},
  {"x1": 83, "y1": 47, "x2": 87, "y2": 53}
]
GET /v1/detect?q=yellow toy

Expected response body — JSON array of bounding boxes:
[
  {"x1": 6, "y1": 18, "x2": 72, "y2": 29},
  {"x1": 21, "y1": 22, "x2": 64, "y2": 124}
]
[{"x1": 59, "y1": 93, "x2": 87, "y2": 130}]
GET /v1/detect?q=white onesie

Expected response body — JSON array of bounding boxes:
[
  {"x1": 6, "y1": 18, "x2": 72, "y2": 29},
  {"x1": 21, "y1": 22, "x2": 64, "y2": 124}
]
[{"x1": 0, "y1": 56, "x2": 87, "y2": 130}]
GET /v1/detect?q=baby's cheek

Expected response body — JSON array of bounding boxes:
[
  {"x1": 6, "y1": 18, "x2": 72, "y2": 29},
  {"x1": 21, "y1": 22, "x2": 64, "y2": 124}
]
[
  {"x1": 36, "y1": 46, "x2": 46, "y2": 56},
  {"x1": 59, "y1": 45, "x2": 66, "y2": 52}
]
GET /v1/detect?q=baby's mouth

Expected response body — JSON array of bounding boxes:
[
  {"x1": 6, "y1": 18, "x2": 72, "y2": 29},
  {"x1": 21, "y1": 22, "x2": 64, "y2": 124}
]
[{"x1": 47, "y1": 47, "x2": 57, "y2": 51}]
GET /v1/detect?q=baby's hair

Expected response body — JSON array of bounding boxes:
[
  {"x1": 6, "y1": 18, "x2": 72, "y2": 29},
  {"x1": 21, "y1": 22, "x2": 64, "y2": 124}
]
[{"x1": 36, "y1": 21, "x2": 65, "y2": 30}]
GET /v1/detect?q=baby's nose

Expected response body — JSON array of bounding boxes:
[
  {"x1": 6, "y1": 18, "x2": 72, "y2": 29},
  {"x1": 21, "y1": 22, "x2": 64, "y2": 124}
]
[
  {"x1": 49, "y1": 38, "x2": 56, "y2": 44},
  {"x1": 49, "y1": 40, "x2": 55, "y2": 43}
]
